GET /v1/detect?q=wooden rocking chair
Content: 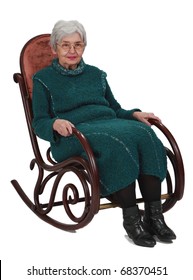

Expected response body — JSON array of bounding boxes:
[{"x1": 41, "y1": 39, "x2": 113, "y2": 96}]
[{"x1": 11, "y1": 34, "x2": 185, "y2": 231}]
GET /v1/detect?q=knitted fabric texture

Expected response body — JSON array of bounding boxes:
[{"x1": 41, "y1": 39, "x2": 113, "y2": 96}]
[{"x1": 32, "y1": 59, "x2": 167, "y2": 196}]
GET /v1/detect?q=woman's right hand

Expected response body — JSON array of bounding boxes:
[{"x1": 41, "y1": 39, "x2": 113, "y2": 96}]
[{"x1": 53, "y1": 119, "x2": 74, "y2": 137}]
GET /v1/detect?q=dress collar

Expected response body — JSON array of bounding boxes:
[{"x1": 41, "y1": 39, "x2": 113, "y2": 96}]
[{"x1": 52, "y1": 58, "x2": 85, "y2": 76}]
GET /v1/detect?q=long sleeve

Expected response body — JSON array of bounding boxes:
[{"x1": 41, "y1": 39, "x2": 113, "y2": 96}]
[
  {"x1": 32, "y1": 77, "x2": 59, "y2": 143},
  {"x1": 104, "y1": 79, "x2": 141, "y2": 119}
]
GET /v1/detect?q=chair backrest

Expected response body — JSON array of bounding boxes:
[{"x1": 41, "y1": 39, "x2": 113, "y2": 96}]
[
  {"x1": 15, "y1": 34, "x2": 57, "y2": 164},
  {"x1": 20, "y1": 34, "x2": 56, "y2": 98}
]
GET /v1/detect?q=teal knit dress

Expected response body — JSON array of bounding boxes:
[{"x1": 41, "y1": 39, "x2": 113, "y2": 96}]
[{"x1": 32, "y1": 59, "x2": 167, "y2": 196}]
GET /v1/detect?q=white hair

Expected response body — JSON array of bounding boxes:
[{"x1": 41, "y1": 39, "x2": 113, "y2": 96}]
[{"x1": 50, "y1": 20, "x2": 87, "y2": 51}]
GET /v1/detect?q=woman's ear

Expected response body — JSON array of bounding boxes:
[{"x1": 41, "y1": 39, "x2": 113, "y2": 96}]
[
  {"x1": 50, "y1": 43, "x2": 58, "y2": 55},
  {"x1": 51, "y1": 47, "x2": 57, "y2": 55}
]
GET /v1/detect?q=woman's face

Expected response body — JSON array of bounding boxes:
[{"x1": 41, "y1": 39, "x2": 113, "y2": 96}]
[{"x1": 54, "y1": 32, "x2": 85, "y2": 70}]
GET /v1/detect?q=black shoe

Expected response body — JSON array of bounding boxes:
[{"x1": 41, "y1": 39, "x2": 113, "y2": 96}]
[
  {"x1": 123, "y1": 205, "x2": 156, "y2": 247},
  {"x1": 143, "y1": 201, "x2": 176, "y2": 242}
]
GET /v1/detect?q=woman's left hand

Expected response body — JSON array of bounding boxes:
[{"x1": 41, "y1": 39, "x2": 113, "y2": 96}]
[{"x1": 132, "y1": 112, "x2": 161, "y2": 126}]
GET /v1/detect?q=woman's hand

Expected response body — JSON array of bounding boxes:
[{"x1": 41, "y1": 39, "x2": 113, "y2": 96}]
[
  {"x1": 132, "y1": 112, "x2": 161, "y2": 126},
  {"x1": 53, "y1": 119, "x2": 74, "y2": 137}
]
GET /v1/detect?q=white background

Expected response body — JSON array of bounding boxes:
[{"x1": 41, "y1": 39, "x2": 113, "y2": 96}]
[{"x1": 1, "y1": 0, "x2": 192, "y2": 279}]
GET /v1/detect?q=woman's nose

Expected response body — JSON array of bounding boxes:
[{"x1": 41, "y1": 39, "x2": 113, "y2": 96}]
[{"x1": 69, "y1": 45, "x2": 76, "y2": 53}]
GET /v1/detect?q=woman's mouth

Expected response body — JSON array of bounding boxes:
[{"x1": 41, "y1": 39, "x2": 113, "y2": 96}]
[{"x1": 67, "y1": 56, "x2": 77, "y2": 60}]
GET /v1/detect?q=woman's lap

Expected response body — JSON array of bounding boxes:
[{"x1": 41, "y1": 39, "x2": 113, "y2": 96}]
[{"x1": 52, "y1": 118, "x2": 167, "y2": 195}]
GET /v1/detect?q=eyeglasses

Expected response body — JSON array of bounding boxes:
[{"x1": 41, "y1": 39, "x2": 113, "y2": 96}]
[{"x1": 57, "y1": 42, "x2": 85, "y2": 52}]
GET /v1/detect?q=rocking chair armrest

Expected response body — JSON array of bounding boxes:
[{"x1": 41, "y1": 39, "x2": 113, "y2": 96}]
[
  {"x1": 38, "y1": 127, "x2": 98, "y2": 177},
  {"x1": 149, "y1": 118, "x2": 185, "y2": 200},
  {"x1": 71, "y1": 126, "x2": 96, "y2": 168},
  {"x1": 71, "y1": 126, "x2": 98, "y2": 178},
  {"x1": 149, "y1": 118, "x2": 182, "y2": 159},
  {"x1": 34, "y1": 126, "x2": 100, "y2": 214}
]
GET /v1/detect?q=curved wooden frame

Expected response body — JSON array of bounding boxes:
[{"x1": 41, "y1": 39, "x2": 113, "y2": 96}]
[{"x1": 11, "y1": 34, "x2": 185, "y2": 231}]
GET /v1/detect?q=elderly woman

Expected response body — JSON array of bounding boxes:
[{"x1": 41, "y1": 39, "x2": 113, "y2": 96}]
[{"x1": 32, "y1": 20, "x2": 176, "y2": 247}]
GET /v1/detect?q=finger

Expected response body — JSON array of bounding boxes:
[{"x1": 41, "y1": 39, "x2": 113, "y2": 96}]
[
  {"x1": 142, "y1": 119, "x2": 151, "y2": 126},
  {"x1": 66, "y1": 122, "x2": 74, "y2": 135},
  {"x1": 61, "y1": 128, "x2": 69, "y2": 137},
  {"x1": 147, "y1": 113, "x2": 161, "y2": 122},
  {"x1": 69, "y1": 122, "x2": 75, "y2": 127},
  {"x1": 152, "y1": 116, "x2": 162, "y2": 122},
  {"x1": 67, "y1": 126, "x2": 73, "y2": 135}
]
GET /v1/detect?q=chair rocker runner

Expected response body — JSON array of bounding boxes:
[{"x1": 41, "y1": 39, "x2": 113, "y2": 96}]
[{"x1": 11, "y1": 34, "x2": 185, "y2": 231}]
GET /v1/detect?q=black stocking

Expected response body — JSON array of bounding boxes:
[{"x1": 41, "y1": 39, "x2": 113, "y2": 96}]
[
  {"x1": 109, "y1": 182, "x2": 136, "y2": 208},
  {"x1": 138, "y1": 174, "x2": 161, "y2": 203},
  {"x1": 107, "y1": 175, "x2": 161, "y2": 208}
]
